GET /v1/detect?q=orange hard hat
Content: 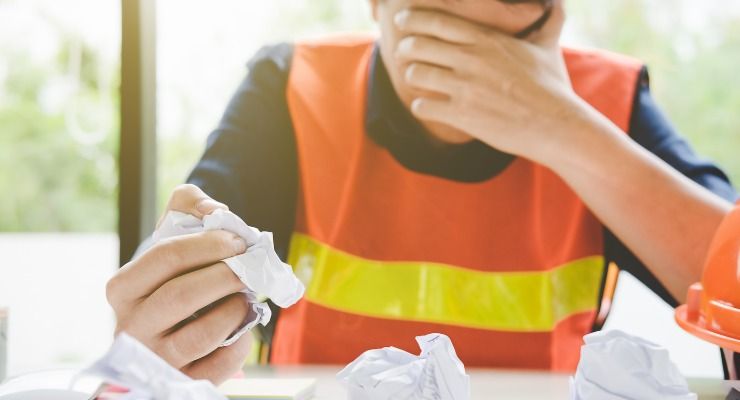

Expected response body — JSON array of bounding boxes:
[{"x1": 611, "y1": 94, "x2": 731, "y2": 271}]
[{"x1": 676, "y1": 206, "x2": 740, "y2": 352}]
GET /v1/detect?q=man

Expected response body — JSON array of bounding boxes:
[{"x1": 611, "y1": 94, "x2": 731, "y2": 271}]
[{"x1": 107, "y1": 0, "x2": 737, "y2": 383}]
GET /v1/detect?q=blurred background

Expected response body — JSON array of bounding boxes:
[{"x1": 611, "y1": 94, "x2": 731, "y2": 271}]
[{"x1": 1, "y1": 0, "x2": 738, "y2": 379}]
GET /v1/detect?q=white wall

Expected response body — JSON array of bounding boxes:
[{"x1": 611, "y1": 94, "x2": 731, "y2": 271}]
[{"x1": 0, "y1": 234, "x2": 117, "y2": 378}]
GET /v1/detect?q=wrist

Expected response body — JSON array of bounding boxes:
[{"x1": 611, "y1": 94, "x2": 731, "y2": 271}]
[{"x1": 532, "y1": 97, "x2": 624, "y2": 172}]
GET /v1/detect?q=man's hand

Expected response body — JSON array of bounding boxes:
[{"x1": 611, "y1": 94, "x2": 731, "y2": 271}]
[
  {"x1": 392, "y1": 3, "x2": 734, "y2": 302},
  {"x1": 394, "y1": 2, "x2": 592, "y2": 165},
  {"x1": 106, "y1": 184, "x2": 252, "y2": 384}
]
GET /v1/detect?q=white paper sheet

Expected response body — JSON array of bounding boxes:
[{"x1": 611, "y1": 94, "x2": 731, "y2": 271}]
[
  {"x1": 337, "y1": 333, "x2": 470, "y2": 400},
  {"x1": 570, "y1": 330, "x2": 697, "y2": 400},
  {"x1": 153, "y1": 209, "x2": 304, "y2": 346},
  {"x1": 83, "y1": 333, "x2": 226, "y2": 400}
]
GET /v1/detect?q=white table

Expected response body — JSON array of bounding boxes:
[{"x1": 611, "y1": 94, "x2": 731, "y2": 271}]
[{"x1": 242, "y1": 365, "x2": 736, "y2": 399}]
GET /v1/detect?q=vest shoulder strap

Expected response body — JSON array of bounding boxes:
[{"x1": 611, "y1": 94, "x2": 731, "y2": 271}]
[
  {"x1": 563, "y1": 46, "x2": 644, "y2": 131},
  {"x1": 289, "y1": 37, "x2": 643, "y2": 135}
]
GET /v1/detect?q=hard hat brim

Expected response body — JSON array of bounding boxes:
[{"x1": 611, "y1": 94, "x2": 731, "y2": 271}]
[{"x1": 675, "y1": 305, "x2": 740, "y2": 353}]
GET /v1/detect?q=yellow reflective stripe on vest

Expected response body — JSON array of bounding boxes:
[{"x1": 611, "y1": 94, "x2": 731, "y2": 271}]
[{"x1": 290, "y1": 233, "x2": 604, "y2": 332}]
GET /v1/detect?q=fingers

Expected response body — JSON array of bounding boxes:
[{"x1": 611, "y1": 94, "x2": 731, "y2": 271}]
[
  {"x1": 395, "y1": 35, "x2": 464, "y2": 71},
  {"x1": 160, "y1": 293, "x2": 252, "y2": 371},
  {"x1": 158, "y1": 184, "x2": 228, "y2": 229},
  {"x1": 410, "y1": 97, "x2": 455, "y2": 126},
  {"x1": 132, "y1": 262, "x2": 246, "y2": 336},
  {"x1": 411, "y1": 88, "x2": 512, "y2": 133},
  {"x1": 404, "y1": 63, "x2": 460, "y2": 97},
  {"x1": 394, "y1": 8, "x2": 484, "y2": 45},
  {"x1": 108, "y1": 230, "x2": 247, "y2": 305},
  {"x1": 182, "y1": 331, "x2": 253, "y2": 384}
]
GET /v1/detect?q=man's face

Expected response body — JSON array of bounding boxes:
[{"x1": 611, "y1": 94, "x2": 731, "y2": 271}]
[{"x1": 370, "y1": 0, "x2": 554, "y2": 140}]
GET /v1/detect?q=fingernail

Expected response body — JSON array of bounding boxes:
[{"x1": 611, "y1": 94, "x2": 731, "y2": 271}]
[
  {"x1": 398, "y1": 36, "x2": 412, "y2": 53},
  {"x1": 196, "y1": 199, "x2": 227, "y2": 215},
  {"x1": 395, "y1": 9, "x2": 409, "y2": 27},
  {"x1": 404, "y1": 63, "x2": 416, "y2": 82},
  {"x1": 411, "y1": 98, "x2": 424, "y2": 114}
]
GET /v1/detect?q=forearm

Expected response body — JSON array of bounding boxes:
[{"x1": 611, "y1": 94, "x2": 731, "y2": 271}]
[
  {"x1": 380, "y1": 5, "x2": 734, "y2": 301},
  {"x1": 541, "y1": 106, "x2": 733, "y2": 302}
]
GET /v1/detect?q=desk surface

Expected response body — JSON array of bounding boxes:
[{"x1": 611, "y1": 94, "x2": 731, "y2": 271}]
[{"x1": 242, "y1": 365, "x2": 736, "y2": 400}]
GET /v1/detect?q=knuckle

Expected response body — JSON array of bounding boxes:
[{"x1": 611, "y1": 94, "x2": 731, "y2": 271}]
[
  {"x1": 471, "y1": 84, "x2": 485, "y2": 99},
  {"x1": 105, "y1": 274, "x2": 125, "y2": 307},
  {"x1": 151, "y1": 237, "x2": 186, "y2": 269},
  {"x1": 155, "y1": 337, "x2": 188, "y2": 367},
  {"x1": 114, "y1": 318, "x2": 134, "y2": 337},
  {"x1": 158, "y1": 279, "x2": 191, "y2": 310},
  {"x1": 113, "y1": 312, "x2": 153, "y2": 341},
  {"x1": 167, "y1": 184, "x2": 203, "y2": 211},
  {"x1": 222, "y1": 337, "x2": 252, "y2": 372},
  {"x1": 449, "y1": 83, "x2": 463, "y2": 101},
  {"x1": 169, "y1": 330, "x2": 211, "y2": 367},
  {"x1": 222, "y1": 263, "x2": 247, "y2": 291},
  {"x1": 456, "y1": 83, "x2": 475, "y2": 105},
  {"x1": 210, "y1": 230, "x2": 241, "y2": 256},
  {"x1": 460, "y1": 50, "x2": 482, "y2": 70},
  {"x1": 174, "y1": 335, "x2": 203, "y2": 362},
  {"x1": 171, "y1": 183, "x2": 198, "y2": 200},
  {"x1": 227, "y1": 292, "x2": 251, "y2": 315},
  {"x1": 472, "y1": 28, "x2": 488, "y2": 43}
]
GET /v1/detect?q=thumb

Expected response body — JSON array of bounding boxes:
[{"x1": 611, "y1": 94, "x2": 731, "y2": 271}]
[{"x1": 158, "y1": 184, "x2": 228, "y2": 228}]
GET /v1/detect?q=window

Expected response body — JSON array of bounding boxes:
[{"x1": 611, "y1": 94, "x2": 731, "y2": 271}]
[
  {"x1": 155, "y1": 0, "x2": 374, "y2": 212},
  {"x1": 2, "y1": 0, "x2": 737, "y2": 379},
  {"x1": 564, "y1": 0, "x2": 740, "y2": 187},
  {"x1": 0, "y1": 0, "x2": 120, "y2": 376}
]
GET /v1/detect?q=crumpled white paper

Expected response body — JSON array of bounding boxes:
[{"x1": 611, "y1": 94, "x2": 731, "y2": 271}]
[
  {"x1": 570, "y1": 330, "x2": 697, "y2": 400},
  {"x1": 82, "y1": 333, "x2": 226, "y2": 400},
  {"x1": 153, "y1": 209, "x2": 305, "y2": 346},
  {"x1": 337, "y1": 333, "x2": 470, "y2": 400}
]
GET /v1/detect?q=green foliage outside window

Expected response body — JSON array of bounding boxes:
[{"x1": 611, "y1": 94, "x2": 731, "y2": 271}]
[
  {"x1": 1, "y1": 0, "x2": 738, "y2": 233},
  {"x1": 0, "y1": 6, "x2": 118, "y2": 231},
  {"x1": 568, "y1": 0, "x2": 740, "y2": 189}
]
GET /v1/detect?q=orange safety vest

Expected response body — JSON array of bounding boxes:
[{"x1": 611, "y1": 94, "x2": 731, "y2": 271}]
[{"x1": 272, "y1": 34, "x2": 642, "y2": 371}]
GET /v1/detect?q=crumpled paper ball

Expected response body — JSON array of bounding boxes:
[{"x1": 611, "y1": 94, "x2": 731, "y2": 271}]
[
  {"x1": 153, "y1": 209, "x2": 304, "y2": 345},
  {"x1": 337, "y1": 333, "x2": 470, "y2": 400},
  {"x1": 570, "y1": 330, "x2": 697, "y2": 400},
  {"x1": 83, "y1": 333, "x2": 226, "y2": 400}
]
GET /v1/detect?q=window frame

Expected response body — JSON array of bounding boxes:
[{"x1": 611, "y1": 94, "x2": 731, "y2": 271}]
[{"x1": 119, "y1": 0, "x2": 157, "y2": 266}]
